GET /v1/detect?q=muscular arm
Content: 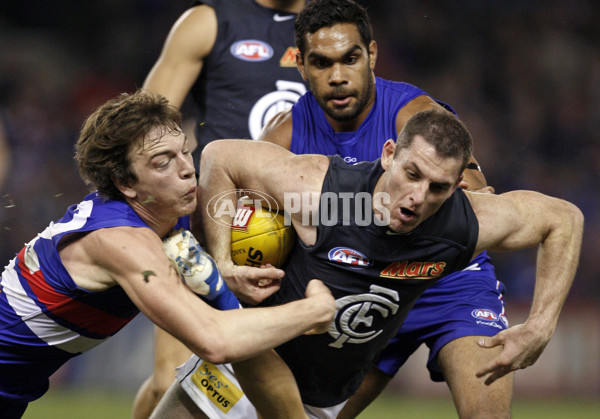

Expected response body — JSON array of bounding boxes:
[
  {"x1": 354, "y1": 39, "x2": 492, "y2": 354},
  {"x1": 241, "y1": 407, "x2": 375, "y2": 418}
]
[
  {"x1": 469, "y1": 190, "x2": 584, "y2": 383},
  {"x1": 198, "y1": 140, "x2": 328, "y2": 303},
  {"x1": 73, "y1": 226, "x2": 334, "y2": 364},
  {"x1": 143, "y1": 5, "x2": 217, "y2": 108}
]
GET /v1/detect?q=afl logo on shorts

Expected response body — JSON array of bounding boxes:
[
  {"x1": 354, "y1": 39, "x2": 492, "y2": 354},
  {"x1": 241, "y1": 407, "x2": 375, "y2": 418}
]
[
  {"x1": 328, "y1": 247, "x2": 371, "y2": 267},
  {"x1": 471, "y1": 309, "x2": 498, "y2": 321},
  {"x1": 231, "y1": 40, "x2": 273, "y2": 62}
]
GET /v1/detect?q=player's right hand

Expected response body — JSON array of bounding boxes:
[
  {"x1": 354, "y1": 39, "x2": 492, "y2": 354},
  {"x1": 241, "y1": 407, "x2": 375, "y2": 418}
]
[
  {"x1": 304, "y1": 279, "x2": 336, "y2": 335},
  {"x1": 476, "y1": 322, "x2": 549, "y2": 384},
  {"x1": 217, "y1": 260, "x2": 284, "y2": 305},
  {"x1": 163, "y1": 228, "x2": 225, "y2": 300}
]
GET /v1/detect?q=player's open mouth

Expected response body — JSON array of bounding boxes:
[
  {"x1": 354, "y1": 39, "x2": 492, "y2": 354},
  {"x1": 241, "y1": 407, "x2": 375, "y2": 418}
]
[{"x1": 399, "y1": 207, "x2": 416, "y2": 221}]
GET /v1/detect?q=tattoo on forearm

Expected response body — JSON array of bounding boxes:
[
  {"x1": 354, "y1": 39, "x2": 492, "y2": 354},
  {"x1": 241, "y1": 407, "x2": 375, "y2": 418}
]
[{"x1": 142, "y1": 270, "x2": 156, "y2": 283}]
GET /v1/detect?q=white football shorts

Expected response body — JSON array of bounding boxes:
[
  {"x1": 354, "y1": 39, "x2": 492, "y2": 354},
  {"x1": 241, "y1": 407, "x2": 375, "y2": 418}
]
[{"x1": 176, "y1": 355, "x2": 346, "y2": 419}]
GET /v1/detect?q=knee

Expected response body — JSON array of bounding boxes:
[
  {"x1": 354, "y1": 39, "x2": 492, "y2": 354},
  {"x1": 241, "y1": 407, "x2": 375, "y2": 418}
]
[
  {"x1": 454, "y1": 391, "x2": 512, "y2": 419},
  {"x1": 457, "y1": 407, "x2": 511, "y2": 419},
  {"x1": 149, "y1": 372, "x2": 177, "y2": 397}
]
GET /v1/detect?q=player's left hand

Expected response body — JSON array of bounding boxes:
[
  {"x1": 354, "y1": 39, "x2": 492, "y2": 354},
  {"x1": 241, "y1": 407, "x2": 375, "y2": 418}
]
[
  {"x1": 216, "y1": 260, "x2": 284, "y2": 305},
  {"x1": 475, "y1": 323, "x2": 550, "y2": 385}
]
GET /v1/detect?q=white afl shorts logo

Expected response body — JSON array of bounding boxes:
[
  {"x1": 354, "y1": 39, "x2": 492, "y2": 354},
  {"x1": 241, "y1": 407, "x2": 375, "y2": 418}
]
[{"x1": 471, "y1": 308, "x2": 498, "y2": 321}]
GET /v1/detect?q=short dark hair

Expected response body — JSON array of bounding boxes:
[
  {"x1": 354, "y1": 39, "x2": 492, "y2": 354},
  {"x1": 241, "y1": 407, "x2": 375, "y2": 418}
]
[
  {"x1": 75, "y1": 89, "x2": 182, "y2": 201},
  {"x1": 395, "y1": 109, "x2": 474, "y2": 173},
  {"x1": 295, "y1": 0, "x2": 373, "y2": 58}
]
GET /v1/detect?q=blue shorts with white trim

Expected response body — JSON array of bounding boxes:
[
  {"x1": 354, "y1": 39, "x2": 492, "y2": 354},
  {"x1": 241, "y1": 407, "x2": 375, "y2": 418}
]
[{"x1": 375, "y1": 251, "x2": 507, "y2": 382}]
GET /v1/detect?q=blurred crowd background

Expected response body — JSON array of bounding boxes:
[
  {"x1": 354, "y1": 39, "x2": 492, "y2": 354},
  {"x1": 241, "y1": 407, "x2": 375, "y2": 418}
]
[{"x1": 1, "y1": 0, "x2": 598, "y2": 400}]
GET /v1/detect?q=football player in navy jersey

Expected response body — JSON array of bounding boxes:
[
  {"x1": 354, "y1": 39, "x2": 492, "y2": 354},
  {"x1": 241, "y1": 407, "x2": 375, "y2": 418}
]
[
  {"x1": 0, "y1": 90, "x2": 336, "y2": 419},
  {"x1": 143, "y1": 0, "x2": 308, "y2": 164},
  {"x1": 256, "y1": 0, "x2": 571, "y2": 417},
  {"x1": 171, "y1": 108, "x2": 581, "y2": 418},
  {"x1": 136, "y1": 1, "x2": 310, "y2": 416}
]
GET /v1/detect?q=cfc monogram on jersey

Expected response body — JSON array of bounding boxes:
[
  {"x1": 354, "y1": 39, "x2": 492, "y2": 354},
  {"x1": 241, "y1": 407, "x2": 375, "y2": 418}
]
[
  {"x1": 328, "y1": 284, "x2": 400, "y2": 348},
  {"x1": 248, "y1": 80, "x2": 306, "y2": 139}
]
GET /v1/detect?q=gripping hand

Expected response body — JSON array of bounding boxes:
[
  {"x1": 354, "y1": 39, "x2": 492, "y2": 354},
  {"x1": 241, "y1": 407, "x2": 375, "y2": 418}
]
[{"x1": 163, "y1": 228, "x2": 224, "y2": 300}]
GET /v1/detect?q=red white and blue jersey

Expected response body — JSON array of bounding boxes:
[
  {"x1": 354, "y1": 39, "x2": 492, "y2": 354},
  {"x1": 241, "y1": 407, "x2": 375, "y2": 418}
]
[{"x1": 0, "y1": 192, "x2": 189, "y2": 403}]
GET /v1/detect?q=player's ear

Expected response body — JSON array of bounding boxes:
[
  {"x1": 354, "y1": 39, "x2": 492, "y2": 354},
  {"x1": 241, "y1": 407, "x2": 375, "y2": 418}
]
[
  {"x1": 454, "y1": 173, "x2": 464, "y2": 190},
  {"x1": 296, "y1": 51, "x2": 307, "y2": 80},
  {"x1": 113, "y1": 176, "x2": 137, "y2": 199},
  {"x1": 368, "y1": 40, "x2": 377, "y2": 71},
  {"x1": 380, "y1": 139, "x2": 396, "y2": 171}
]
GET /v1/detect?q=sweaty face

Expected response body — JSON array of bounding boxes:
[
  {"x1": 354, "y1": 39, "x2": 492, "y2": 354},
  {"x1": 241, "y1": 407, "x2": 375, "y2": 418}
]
[
  {"x1": 125, "y1": 127, "x2": 197, "y2": 225},
  {"x1": 378, "y1": 136, "x2": 463, "y2": 234},
  {"x1": 300, "y1": 23, "x2": 376, "y2": 131}
]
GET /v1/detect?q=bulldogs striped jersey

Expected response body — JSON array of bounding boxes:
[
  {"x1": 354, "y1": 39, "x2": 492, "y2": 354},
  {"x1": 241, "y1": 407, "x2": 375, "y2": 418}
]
[{"x1": 0, "y1": 192, "x2": 189, "y2": 403}]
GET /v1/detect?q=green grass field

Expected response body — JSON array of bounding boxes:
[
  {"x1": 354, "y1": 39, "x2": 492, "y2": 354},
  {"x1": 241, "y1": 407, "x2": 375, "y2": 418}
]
[{"x1": 22, "y1": 388, "x2": 600, "y2": 418}]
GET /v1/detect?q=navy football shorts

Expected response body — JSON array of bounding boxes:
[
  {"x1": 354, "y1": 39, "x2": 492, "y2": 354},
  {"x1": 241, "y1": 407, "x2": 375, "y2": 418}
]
[{"x1": 375, "y1": 252, "x2": 507, "y2": 382}]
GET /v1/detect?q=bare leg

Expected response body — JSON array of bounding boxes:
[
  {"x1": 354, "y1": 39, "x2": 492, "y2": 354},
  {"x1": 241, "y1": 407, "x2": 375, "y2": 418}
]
[
  {"x1": 438, "y1": 336, "x2": 514, "y2": 419},
  {"x1": 233, "y1": 350, "x2": 308, "y2": 419},
  {"x1": 150, "y1": 380, "x2": 209, "y2": 419},
  {"x1": 336, "y1": 366, "x2": 391, "y2": 419},
  {"x1": 132, "y1": 326, "x2": 193, "y2": 418}
]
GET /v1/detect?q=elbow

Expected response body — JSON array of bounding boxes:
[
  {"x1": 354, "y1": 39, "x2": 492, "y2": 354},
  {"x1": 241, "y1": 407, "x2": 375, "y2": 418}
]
[
  {"x1": 550, "y1": 199, "x2": 585, "y2": 248},
  {"x1": 201, "y1": 352, "x2": 229, "y2": 365},
  {"x1": 199, "y1": 141, "x2": 219, "y2": 169},
  {"x1": 564, "y1": 200, "x2": 585, "y2": 235},
  {"x1": 195, "y1": 338, "x2": 230, "y2": 365},
  {"x1": 574, "y1": 205, "x2": 584, "y2": 231},
  {"x1": 193, "y1": 337, "x2": 239, "y2": 365}
]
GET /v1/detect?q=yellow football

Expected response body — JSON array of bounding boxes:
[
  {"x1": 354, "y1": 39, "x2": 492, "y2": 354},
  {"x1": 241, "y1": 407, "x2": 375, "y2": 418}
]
[{"x1": 231, "y1": 205, "x2": 296, "y2": 268}]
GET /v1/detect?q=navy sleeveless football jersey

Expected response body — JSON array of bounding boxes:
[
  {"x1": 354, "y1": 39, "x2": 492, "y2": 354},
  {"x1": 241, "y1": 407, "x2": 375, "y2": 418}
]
[
  {"x1": 268, "y1": 156, "x2": 479, "y2": 406},
  {"x1": 191, "y1": 0, "x2": 307, "y2": 163}
]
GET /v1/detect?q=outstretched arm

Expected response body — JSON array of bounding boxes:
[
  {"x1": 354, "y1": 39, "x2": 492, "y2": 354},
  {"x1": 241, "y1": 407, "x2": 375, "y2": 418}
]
[
  {"x1": 81, "y1": 225, "x2": 335, "y2": 364},
  {"x1": 469, "y1": 190, "x2": 584, "y2": 384}
]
